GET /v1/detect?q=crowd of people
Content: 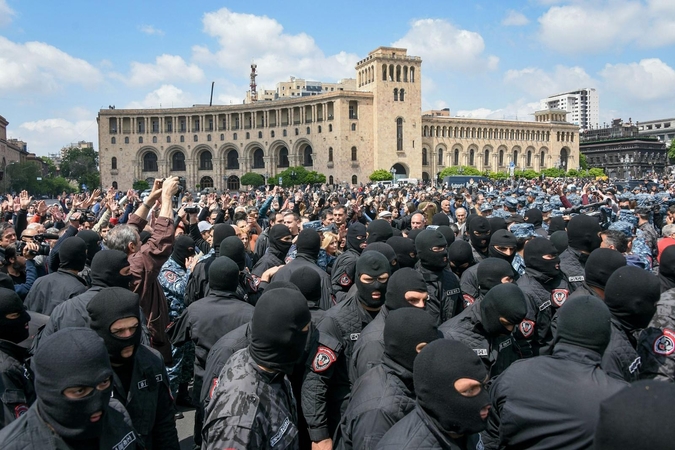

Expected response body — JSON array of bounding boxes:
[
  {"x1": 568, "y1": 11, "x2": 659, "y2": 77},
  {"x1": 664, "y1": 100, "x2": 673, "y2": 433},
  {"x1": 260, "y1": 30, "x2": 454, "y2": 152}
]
[{"x1": 0, "y1": 173, "x2": 674, "y2": 449}]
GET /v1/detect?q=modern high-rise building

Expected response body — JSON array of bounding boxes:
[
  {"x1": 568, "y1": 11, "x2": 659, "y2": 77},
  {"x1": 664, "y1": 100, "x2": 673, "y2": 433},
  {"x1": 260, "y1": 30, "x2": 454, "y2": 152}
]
[{"x1": 541, "y1": 88, "x2": 599, "y2": 131}]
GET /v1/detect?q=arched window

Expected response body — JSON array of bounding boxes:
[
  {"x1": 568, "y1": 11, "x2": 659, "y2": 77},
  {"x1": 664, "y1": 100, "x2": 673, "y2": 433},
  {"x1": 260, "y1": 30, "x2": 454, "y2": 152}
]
[
  {"x1": 194, "y1": 135, "x2": 198, "y2": 142},
  {"x1": 396, "y1": 118, "x2": 403, "y2": 151},
  {"x1": 422, "y1": 148, "x2": 428, "y2": 166},
  {"x1": 329, "y1": 124, "x2": 333, "y2": 132},
  {"x1": 329, "y1": 175, "x2": 334, "y2": 185},
  {"x1": 143, "y1": 152, "x2": 158, "y2": 172},
  {"x1": 560, "y1": 148, "x2": 569, "y2": 170},
  {"x1": 410, "y1": 67, "x2": 415, "y2": 82},
  {"x1": 352, "y1": 175, "x2": 358, "y2": 185},
  {"x1": 303, "y1": 147, "x2": 313, "y2": 166},
  {"x1": 199, "y1": 151, "x2": 213, "y2": 170},
  {"x1": 227, "y1": 175, "x2": 240, "y2": 191},
  {"x1": 138, "y1": 137, "x2": 143, "y2": 144},
  {"x1": 438, "y1": 148, "x2": 444, "y2": 165},
  {"x1": 111, "y1": 157, "x2": 117, "y2": 170},
  {"x1": 306, "y1": 127, "x2": 311, "y2": 135},
  {"x1": 382, "y1": 64, "x2": 387, "y2": 81},
  {"x1": 112, "y1": 181, "x2": 118, "y2": 190},
  {"x1": 278, "y1": 148, "x2": 289, "y2": 168},
  {"x1": 527, "y1": 151, "x2": 532, "y2": 167},
  {"x1": 318, "y1": 126, "x2": 321, "y2": 133},
  {"x1": 351, "y1": 123, "x2": 356, "y2": 131},
  {"x1": 513, "y1": 150, "x2": 518, "y2": 167},
  {"x1": 220, "y1": 134, "x2": 224, "y2": 141},
  {"x1": 295, "y1": 128, "x2": 299, "y2": 136},
  {"x1": 328, "y1": 147, "x2": 333, "y2": 162},
  {"x1": 200, "y1": 176, "x2": 213, "y2": 189},
  {"x1": 351, "y1": 146, "x2": 357, "y2": 161},
  {"x1": 499, "y1": 150, "x2": 504, "y2": 166},
  {"x1": 469, "y1": 149, "x2": 475, "y2": 166},
  {"x1": 227, "y1": 150, "x2": 239, "y2": 169},
  {"x1": 246, "y1": 132, "x2": 250, "y2": 139},
  {"x1": 271, "y1": 130, "x2": 276, "y2": 137},
  {"x1": 454, "y1": 149, "x2": 459, "y2": 166},
  {"x1": 540, "y1": 151, "x2": 545, "y2": 168},
  {"x1": 258, "y1": 131, "x2": 262, "y2": 139},
  {"x1": 152, "y1": 136, "x2": 157, "y2": 143},
  {"x1": 484, "y1": 149, "x2": 489, "y2": 167},
  {"x1": 111, "y1": 137, "x2": 116, "y2": 144},
  {"x1": 233, "y1": 133, "x2": 237, "y2": 140},
  {"x1": 253, "y1": 149, "x2": 265, "y2": 168},
  {"x1": 167, "y1": 136, "x2": 171, "y2": 143},
  {"x1": 399, "y1": 89, "x2": 405, "y2": 101},
  {"x1": 180, "y1": 135, "x2": 184, "y2": 143},
  {"x1": 207, "y1": 134, "x2": 212, "y2": 141},
  {"x1": 394, "y1": 88, "x2": 399, "y2": 101},
  {"x1": 171, "y1": 151, "x2": 186, "y2": 171}
]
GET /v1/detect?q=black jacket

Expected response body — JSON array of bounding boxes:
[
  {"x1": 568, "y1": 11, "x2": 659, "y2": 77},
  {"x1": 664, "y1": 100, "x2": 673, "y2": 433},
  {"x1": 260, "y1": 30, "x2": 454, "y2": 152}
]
[
  {"x1": 111, "y1": 344, "x2": 179, "y2": 450},
  {"x1": 23, "y1": 270, "x2": 88, "y2": 315},
  {"x1": 273, "y1": 253, "x2": 334, "y2": 310},
  {"x1": 184, "y1": 254, "x2": 214, "y2": 306},
  {"x1": 485, "y1": 343, "x2": 627, "y2": 450},
  {"x1": 416, "y1": 263, "x2": 463, "y2": 324},
  {"x1": 331, "y1": 248, "x2": 360, "y2": 302},
  {"x1": 601, "y1": 317, "x2": 642, "y2": 382},
  {"x1": 559, "y1": 247, "x2": 586, "y2": 292},
  {"x1": 0, "y1": 341, "x2": 35, "y2": 430},
  {"x1": 335, "y1": 356, "x2": 415, "y2": 450},
  {"x1": 348, "y1": 306, "x2": 389, "y2": 384}
]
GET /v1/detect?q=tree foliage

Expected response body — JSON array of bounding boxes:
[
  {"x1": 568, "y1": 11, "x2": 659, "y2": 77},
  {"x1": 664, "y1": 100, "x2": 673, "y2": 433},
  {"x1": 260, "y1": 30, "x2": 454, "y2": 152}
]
[
  {"x1": 579, "y1": 153, "x2": 588, "y2": 170},
  {"x1": 241, "y1": 172, "x2": 265, "y2": 187},
  {"x1": 514, "y1": 169, "x2": 540, "y2": 180},
  {"x1": 133, "y1": 180, "x2": 150, "y2": 191},
  {"x1": 541, "y1": 168, "x2": 566, "y2": 178},
  {"x1": 6, "y1": 162, "x2": 75, "y2": 195},
  {"x1": 669, "y1": 140, "x2": 675, "y2": 161},
  {"x1": 369, "y1": 169, "x2": 394, "y2": 182},
  {"x1": 487, "y1": 171, "x2": 509, "y2": 180},
  {"x1": 439, "y1": 166, "x2": 482, "y2": 178},
  {"x1": 566, "y1": 169, "x2": 580, "y2": 177},
  {"x1": 276, "y1": 166, "x2": 326, "y2": 187},
  {"x1": 588, "y1": 168, "x2": 606, "y2": 178},
  {"x1": 40, "y1": 157, "x2": 58, "y2": 177},
  {"x1": 60, "y1": 146, "x2": 100, "y2": 190}
]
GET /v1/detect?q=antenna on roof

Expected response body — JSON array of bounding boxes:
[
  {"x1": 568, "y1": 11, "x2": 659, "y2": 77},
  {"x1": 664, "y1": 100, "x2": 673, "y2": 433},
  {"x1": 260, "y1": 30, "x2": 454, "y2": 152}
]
[{"x1": 209, "y1": 82, "x2": 215, "y2": 106}]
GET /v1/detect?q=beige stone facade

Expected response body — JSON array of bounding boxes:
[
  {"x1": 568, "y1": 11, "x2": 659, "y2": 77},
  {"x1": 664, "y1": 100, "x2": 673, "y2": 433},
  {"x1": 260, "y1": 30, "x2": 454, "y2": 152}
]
[
  {"x1": 0, "y1": 116, "x2": 29, "y2": 185},
  {"x1": 98, "y1": 46, "x2": 579, "y2": 191}
]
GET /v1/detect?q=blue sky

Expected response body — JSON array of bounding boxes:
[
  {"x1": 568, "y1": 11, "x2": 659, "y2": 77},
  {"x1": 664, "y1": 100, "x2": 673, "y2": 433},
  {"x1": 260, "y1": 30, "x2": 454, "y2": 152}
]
[{"x1": 1, "y1": 0, "x2": 674, "y2": 156}]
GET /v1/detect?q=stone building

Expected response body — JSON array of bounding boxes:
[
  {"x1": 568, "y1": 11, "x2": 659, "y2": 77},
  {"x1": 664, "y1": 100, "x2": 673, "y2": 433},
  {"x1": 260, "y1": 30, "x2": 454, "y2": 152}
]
[
  {"x1": 98, "y1": 46, "x2": 579, "y2": 191},
  {"x1": 0, "y1": 116, "x2": 30, "y2": 186}
]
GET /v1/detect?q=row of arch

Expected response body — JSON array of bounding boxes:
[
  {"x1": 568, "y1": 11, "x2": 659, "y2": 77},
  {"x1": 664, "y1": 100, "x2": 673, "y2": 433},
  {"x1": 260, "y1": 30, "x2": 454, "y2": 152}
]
[
  {"x1": 421, "y1": 146, "x2": 570, "y2": 169},
  {"x1": 423, "y1": 125, "x2": 554, "y2": 142},
  {"x1": 357, "y1": 63, "x2": 417, "y2": 87}
]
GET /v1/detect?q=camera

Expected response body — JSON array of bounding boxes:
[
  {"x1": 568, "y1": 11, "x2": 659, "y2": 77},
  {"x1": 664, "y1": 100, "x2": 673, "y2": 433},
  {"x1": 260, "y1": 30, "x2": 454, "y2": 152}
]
[
  {"x1": 75, "y1": 209, "x2": 96, "y2": 223},
  {"x1": 184, "y1": 206, "x2": 199, "y2": 214},
  {"x1": 17, "y1": 233, "x2": 54, "y2": 257}
]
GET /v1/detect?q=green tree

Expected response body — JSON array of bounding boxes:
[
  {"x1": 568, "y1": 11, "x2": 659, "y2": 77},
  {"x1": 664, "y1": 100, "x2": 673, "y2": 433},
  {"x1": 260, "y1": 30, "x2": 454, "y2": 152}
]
[
  {"x1": 515, "y1": 169, "x2": 540, "y2": 180},
  {"x1": 7, "y1": 162, "x2": 41, "y2": 193},
  {"x1": 304, "y1": 171, "x2": 326, "y2": 185},
  {"x1": 588, "y1": 168, "x2": 606, "y2": 178},
  {"x1": 488, "y1": 171, "x2": 509, "y2": 180},
  {"x1": 369, "y1": 169, "x2": 394, "y2": 181},
  {"x1": 669, "y1": 140, "x2": 675, "y2": 161},
  {"x1": 276, "y1": 166, "x2": 326, "y2": 187},
  {"x1": 439, "y1": 166, "x2": 482, "y2": 177},
  {"x1": 133, "y1": 180, "x2": 150, "y2": 191},
  {"x1": 43, "y1": 177, "x2": 75, "y2": 196},
  {"x1": 60, "y1": 146, "x2": 100, "y2": 190},
  {"x1": 241, "y1": 172, "x2": 265, "y2": 187},
  {"x1": 567, "y1": 169, "x2": 580, "y2": 177},
  {"x1": 541, "y1": 167, "x2": 566, "y2": 178},
  {"x1": 579, "y1": 153, "x2": 588, "y2": 170},
  {"x1": 40, "y1": 156, "x2": 58, "y2": 177}
]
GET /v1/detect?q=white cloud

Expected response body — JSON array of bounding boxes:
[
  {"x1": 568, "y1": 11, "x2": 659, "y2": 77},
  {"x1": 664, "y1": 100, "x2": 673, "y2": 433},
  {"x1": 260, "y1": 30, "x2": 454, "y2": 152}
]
[
  {"x1": 600, "y1": 58, "x2": 675, "y2": 101},
  {"x1": 392, "y1": 19, "x2": 499, "y2": 72},
  {"x1": 0, "y1": 36, "x2": 103, "y2": 92},
  {"x1": 537, "y1": 0, "x2": 675, "y2": 53},
  {"x1": 504, "y1": 65, "x2": 595, "y2": 98},
  {"x1": 126, "y1": 85, "x2": 195, "y2": 109},
  {"x1": 14, "y1": 117, "x2": 98, "y2": 156},
  {"x1": 139, "y1": 25, "x2": 164, "y2": 36},
  {"x1": 456, "y1": 100, "x2": 542, "y2": 121},
  {"x1": 502, "y1": 10, "x2": 530, "y2": 26},
  {"x1": 194, "y1": 8, "x2": 359, "y2": 84},
  {"x1": 0, "y1": 0, "x2": 15, "y2": 27},
  {"x1": 126, "y1": 54, "x2": 205, "y2": 87}
]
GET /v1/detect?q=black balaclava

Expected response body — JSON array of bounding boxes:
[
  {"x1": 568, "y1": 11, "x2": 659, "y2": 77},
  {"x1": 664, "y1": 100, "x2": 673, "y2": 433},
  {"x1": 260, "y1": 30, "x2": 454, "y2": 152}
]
[
  {"x1": 220, "y1": 236, "x2": 246, "y2": 271},
  {"x1": 347, "y1": 222, "x2": 367, "y2": 254},
  {"x1": 0, "y1": 287, "x2": 30, "y2": 343},
  {"x1": 289, "y1": 266, "x2": 322, "y2": 306},
  {"x1": 296, "y1": 229, "x2": 321, "y2": 258},
  {"x1": 479, "y1": 283, "x2": 527, "y2": 336},
  {"x1": 436, "y1": 225, "x2": 456, "y2": 247},
  {"x1": 448, "y1": 240, "x2": 476, "y2": 278},
  {"x1": 366, "y1": 219, "x2": 394, "y2": 244},
  {"x1": 477, "y1": 259, "x2": 515, "y2": 295},
  {"x1": 355, "y1": 251, "x2": 391, "y2": 308},
  {"x1": 385, "y1": 267, "x2": 427, "y2": 310},
  {"x1": 488, "y1": 229, "x2": 518, "y2": 263},
  {"x1": 524, "y1": 237, "x2": 561, "y2": 280},
  {"x1": 555, "y1": 295, "x2": 611, "y2": 355},
  {"x1": 364, "y1": 242, "x2": 398, "y2": 273},
  {"x1": 268, "y1": 224, "x2": 293, "y2": 259},
  {"x1": 432, "y1": 213, "x2": 450, "y2": 227},
  {"x1": 523, "y1": 208, "x2": 543, "y2": 228},
  {"x1": 77, "y1": 230, "x2": 101, "y2": 266},
  {"x1": 416, "y1": 229, "x2": 448, "y2": 271},
  {"x1": 407, "y1": 228, "x2": 423, "y2": 243},
  {"x1": 488, "y1": 217, "x2": 508, "y2": 235},
  {"x1": 658, "y1": 245, "x2": 675, "y2": 293},
  {"x1": 170, "y1": 235, "x2": 195, "y2": 269},
  {"x1": 90, "y1": 249, "x2": 132, "y2": 289},
  {"x1": 414, "y1": 339, "x2": 489, "y2": 436},
  {"x1": 387, "y1": 236, "x2": 418, "y2": 269},
  {"x1": 264, "y1": 280, "x2": 302, "y2": 293},
  {"x1": 566, "y1": 215, "x2": 602, "y2": 254},
  {"x1": 208, "y1": 256, "x2": 240, "y2": 292},
  {"x1": 595, "y1": 380, "x2": 675, "y2": 450},
  {"x1": 0, "y1": 273, "x2": 14, "y2": 290},
  {"x1": 87, "y1": 287, "x2": 141, "y2": 365},
  {"x1": 212, "y1": 223, "x2": 236, "y2": 257},
  {"x1": 585, "y1": 248, "x2": 626, "y2": 290},
  {"x1": 548, "y1": 216, "x2": 567, "y2": 234},
  {"x1": 549, "y1": 230, "x2": 569, "y2": 254},
  {"x1": 249, "y1": 288, "x2": 311, "y2": 375},
  {"x1": 32, "y1": 328, "x2": 113, "y2": 441},
  {"x1": 384, "y1": 308, "x2": 440, "y2": 372},
  {"x1": 468, "y1": 216, "x2": 491, "y2": 252},
  {"x1": 59, "y1": 236, "x2": 87, "y2": 271},
  {"x1": 604, "y1": 266, "x2": 660, "y2": 330}
]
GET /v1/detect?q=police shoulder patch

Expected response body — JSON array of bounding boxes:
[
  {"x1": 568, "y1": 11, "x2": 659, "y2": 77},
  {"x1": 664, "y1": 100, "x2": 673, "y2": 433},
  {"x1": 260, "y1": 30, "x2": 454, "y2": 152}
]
[
  {"x1": 164, "y1": 270, "x2": 178, "y2": 283},
  {"x1": 463, "y1": 294, "x2": 475, "y2": 308},
  {"x1": 339, "y1": 273, "x2": 352, "y2": 287},
  {"x1": 519, "y1": 319, "x2": 535, "y2": 338},
  {"x1": 653, "y1": 329, "x2": 675, "y2": 356},
  {"x1": 14, "y1": 404, "x2": 28, "y2": 419},
  {"x1": 208, "y1": 377, "x2": 219, "y2": 399},
  {"x1": 551, "y1": 289, "x2": 569, "y2": 308},
  {"x1": 312, "y1": 346, "x2": 337, "y2": 372}
]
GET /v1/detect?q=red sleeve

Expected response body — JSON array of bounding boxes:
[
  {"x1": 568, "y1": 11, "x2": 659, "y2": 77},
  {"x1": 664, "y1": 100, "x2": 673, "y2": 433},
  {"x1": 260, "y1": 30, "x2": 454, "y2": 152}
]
[{"x1": 559, "y1": 195, "x2": 573, "y2": 209}]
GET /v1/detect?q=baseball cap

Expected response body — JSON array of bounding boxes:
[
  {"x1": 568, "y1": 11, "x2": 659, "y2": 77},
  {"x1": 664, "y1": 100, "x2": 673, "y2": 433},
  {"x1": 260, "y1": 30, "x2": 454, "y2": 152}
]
[
  {"x1": 378, "y1": 210, "x2": 393, "y2": 219},
  {"x1": 198, "y1": 221, "x2": 213, "y2": 233}
]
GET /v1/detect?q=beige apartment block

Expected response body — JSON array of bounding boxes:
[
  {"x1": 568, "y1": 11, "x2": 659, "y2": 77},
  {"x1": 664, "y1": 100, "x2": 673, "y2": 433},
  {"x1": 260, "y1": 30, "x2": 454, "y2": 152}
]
[{"x1": 98, "y1": 47, "x2": 579, "y2": 191}]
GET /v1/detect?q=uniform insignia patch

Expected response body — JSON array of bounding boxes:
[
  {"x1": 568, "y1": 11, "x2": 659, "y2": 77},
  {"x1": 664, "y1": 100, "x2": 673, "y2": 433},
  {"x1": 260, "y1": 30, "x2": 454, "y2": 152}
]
[
  {"x1": 568, "y1": 276, "x2": 584, "y2": 282},
  {"x1": 499, "y1": 340, "x2": 512, "y2": 351},
  {"x1": 270, "y1": 417, "x2": 291, "y2": 447},
  {"x1": 14, "y1": 404, "x2": 28, "y2": 418},
  {"x1": 137, "y1": 379, "x2": 148, "y2": 390},
  {"x1": 519, "y1": 319, "x2": 535, "y2": 338},
  {"x1": 164, "y1": 271, "x2": 177, "y2": 283},
  {"x1": 350, "y1": 333, "x2": 360, "y2": 341},
  {"x1": 209, "y1": 378, "x2": 219, "y2": 399},
  {"x1": 629, "y1": 356, "x2": 641, "y2": 374},
  {"x1": 312, "y1": 346, "x2": 337, "y2": 372},
  {"x1": 653, "y1": 329, "x2": 675, "y2": 356},
  {"x1": 339, "y1": 273, "x2": 352, "y2": 287},
  {"x1": 551, "y1": 289, "x2": 569, "y2": 308},
  {"x1": 539, "y1": 300, "x2": 551, "y2": 311},
  {"x1": 463, "y1": 294, "x2": 475, "y2": 308},
  {"x1": 446, "y1": 288, "x2": 461, "y2": 296},
  {"x1": 112, "y1": 431, "x2": 136, "y2": 450},
  {"x1": 474, "y1": 348, "x2": 488, "y2": 356}
]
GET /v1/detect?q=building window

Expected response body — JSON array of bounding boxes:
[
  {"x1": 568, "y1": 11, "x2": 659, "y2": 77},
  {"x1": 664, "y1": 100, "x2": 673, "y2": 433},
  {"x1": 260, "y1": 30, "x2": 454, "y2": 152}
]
[
  {"x1": 540, "y1": 151, "x2": 545, "y2": 167},
  {"x1": 138, "y1": 137, "x2": 143, "y2": 144},
  {"x1": 318, "y1": 126, "x2": 321, "y2": 133},
  {"x1": 351, "y1": 146, "x2": 358, "y2": 161},
  {"x1": 253, "y1": 149, "x2": 265, "y2": 168},
  {"x1": 352, "y1": 175, "x2": 358, "y2": 184},
  {"x1": 469, "y1": 149, "x2": 475, "y2": 166},
  {"x1": 454, "y1": 149, "x2": 460, "y2": 166},
  {"x1": 329, "y1": 124, "x2": 333, "y2": 132},
  {"x1": 180, "y1": 135, "x2": 184, "y2": 143},
  {"x1": 199, "y1": 151, "x2": 213, "y2": 170},
  {"x1": 349, "y1": 101, "x2": 358, "y2": 119},
  {"x1": 166, "y1": 120, "x2": 173, "y2": 133},
  {"x1": 527, "y1": 151, "x2": 532, "y2": 167},
  {"x1": 422, "y1": 148, "x2": 428, "y2": 166},
  {"x1": 200, "y1": 176, "x2": 214, "y2": 189},
  {"x1": 295, "y1": 128, "x2": 299, "y2": 136},
  {"x1": 328, "y1": 147, "x2": 333, "y2": 162},
  {"x1": 438, "y1": 148, "x2": 443, "y2": 165},
  {"x1": 167, "y1": 136, "x2": 171, "y2": 143},
  {"x1": 399, "y1": 89, "x2": 405, "y2": 102},
  {"x1": 258, "y1": 131, "x2": 263, "y2": 139},
  {"x1": 283, "y1": 130, "x2": 287, "y2": 137},
  {"x1": 111, "y1": 157, "x2": 117, "y2": 170},
  {"x1": 307, "y1": 127, "x2": 311, "y2": 135},
  {"x1": 513, "y1": 150, "x2": 518, "y2": 166},
  {"x1": 278, "y1": 148, "x2": 289, "y2": 167},
  {"x1": 484, "y1": 149, "x2": 490, "y2": 166},
  {"x1": 396, "y1": 118, "x2": 403, "y2": 151},
  {"x1": 171, "y1": 152, "x2": 186, "y2": 171},
  {"x1": 271, "y1": 131, "x2": 275, "y2": 138},
  {"x1": 351, "y1": 123, "x2": 356, "y2": 131},
  {"x1": 152, "y1": 136, "x2": 157, "y2": 143},
  {"x1": 329, "y1": 175, "x2": 334, "y2": 184},
  {"x1": 394, "y1": 88, "x2": 399, "y2": 101},
  {"x1": 207, "y1": 134, "x2": 212, "y2": 142},
  {"x1": 111, "y1": 137, "x2": 116, "y2": 144},
  {"x1": 143, "y1": 152, "x2": 158, "y2": 172},
  {"x1": 303, "y1": 147, "x2": 313, "y2": 166},
  {"x1": 233, "y1": 133, "x2": 237, "y2": 140},
  {"x1": 226, "y1": 150, "x2": 239, "y2": 169}
]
